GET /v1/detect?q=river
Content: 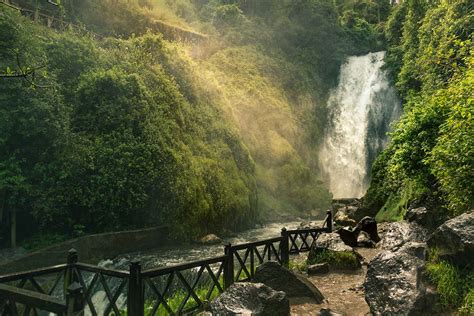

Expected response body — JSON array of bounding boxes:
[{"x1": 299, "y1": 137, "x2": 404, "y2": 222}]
[{"x1": 99, "y1": 220, "x2": 316, "y2": 271}]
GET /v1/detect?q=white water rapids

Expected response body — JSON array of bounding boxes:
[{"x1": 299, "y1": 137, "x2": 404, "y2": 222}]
[{"x1": 319, "y1": 51, "x2": 401, "y2": 199}]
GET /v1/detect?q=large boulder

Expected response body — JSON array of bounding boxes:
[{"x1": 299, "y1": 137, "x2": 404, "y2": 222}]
[
  {"x1": 210, "y1": 282, "x2": 290, "y2": 316},
  {"x1": 364, "y1": 250, "x2": 438, "y2": 315},
  {"x1": 398, "y1": 241, "x2": 428, "y2": 261},
  {"x1": 333, "y1": 198, "x2": 377, "y2": 222},
  {"x1": 379, "y1": 221, "x2": 429, "y2": 251},
  {"x1": 252, "y1": 261, "x2": 324, "y2": 303},
  {"x1": 404, "y1": 207, "x2": 430, "y2": 226},
  {"x1": 427, "y1": 211, "x2": 474, "y2": 265},
  {"x1": 313, "y1": 232, "x2": 354, "y2": 252},
  {"x1": 308, "y1": 233, "x2": 362, "y2": 270}
]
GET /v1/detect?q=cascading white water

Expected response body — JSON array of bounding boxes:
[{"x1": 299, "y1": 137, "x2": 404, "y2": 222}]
[{"x1": 319, "y1": 51, "x2": 401, "y2": 199}]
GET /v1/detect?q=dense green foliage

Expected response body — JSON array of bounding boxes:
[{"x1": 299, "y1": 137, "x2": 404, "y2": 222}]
[
  {"x1": 1, "y1": 0, "x2": 386, "y2": 244},
  {"x1": 0, "y1": 8, "x2": 259, "y2": 242},
  {"x1": 364, "y1": 2, "x2": 473, "y2": 311},
  {"x1": 365, "y1": 0, "x2": 473, "y2": 220}
]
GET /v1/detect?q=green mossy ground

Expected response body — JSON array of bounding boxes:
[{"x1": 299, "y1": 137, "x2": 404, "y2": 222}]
[{"x1": 307, "y1": 249, "x2": 360, "y2": 270}]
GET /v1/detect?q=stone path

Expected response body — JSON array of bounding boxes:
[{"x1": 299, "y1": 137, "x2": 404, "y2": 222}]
[{"x1": 289, "y1": 247, "x2": 381, "y2": 316}]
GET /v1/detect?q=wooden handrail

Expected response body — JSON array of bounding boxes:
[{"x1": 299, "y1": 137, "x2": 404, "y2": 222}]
[
  {"x1": 141, "y1": 255, "x2": 227, "y2": 278},
  {"x1": 0, "y1": 283, "x2": 66, "y2": 314},
  {"x1": 0, "y1": 264, "x2": 67, "y2": 283},
  {"x1": 74, "y1": 262, "x2": 129, "y2": 278},
  {"x1": 230, "y1": 237, "x2": 283, "y2": 250},
  {"x1": 0, "y1": 222, "x2": 331, "y2": 315},
  {"x1": 286, "y1": 227, "x2": 327, "y2": 234}
]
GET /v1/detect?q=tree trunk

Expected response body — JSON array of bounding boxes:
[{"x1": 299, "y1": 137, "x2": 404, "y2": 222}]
[
  {"x1": 0, "y1": 189, "x2": 5, "y2": 222},
  {"x1": 11, "y1": 209, "x2": 16, "y2": 248}
]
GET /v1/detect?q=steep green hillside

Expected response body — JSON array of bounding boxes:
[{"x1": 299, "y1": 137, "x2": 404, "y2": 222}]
[
  {"x1": 0, "y1": 9, "x2": 258, "y2": 241},
  {"x1": 0, "y1": 0, "x2": 387, "y2": 244},
  {"x1": 364, "y1": 0, "x2": 473, "y2": 221}
]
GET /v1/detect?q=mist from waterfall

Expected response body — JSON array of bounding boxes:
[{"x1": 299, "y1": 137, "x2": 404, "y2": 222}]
[{"x1": 319, "y1": 51, "x2": 401, "y2": 199}]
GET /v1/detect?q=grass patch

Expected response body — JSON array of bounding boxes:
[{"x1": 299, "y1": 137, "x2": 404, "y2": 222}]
[
  {"x1": 307, "y1": 249, "x2": 360, "y2": 270},
  {"x1": 289, "y1": 259, "x2": 307, "y2": 272},
  {"x1": 121, "y1": 283, "x2": 221, "y2": 316},
  {"x1": 459, "y1": 288, "x2": 474, "y2": 315},
  {"x1": 426, "y1": 252, "x2": 474, "y2": 314}
]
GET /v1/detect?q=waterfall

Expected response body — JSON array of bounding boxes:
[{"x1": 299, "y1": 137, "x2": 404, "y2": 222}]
[{"x1": 319, "y1": 51, "x2": 401, "y2": 199}]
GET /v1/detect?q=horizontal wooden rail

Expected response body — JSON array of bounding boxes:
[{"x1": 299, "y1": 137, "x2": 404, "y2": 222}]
[
  {"x1": 74, "y1": 262, "x2": 129, "y2": 278},
  {"x1": 142, "y1": 255, "x2": 227, "y2": 278},
  {"x1": 0, "y1": 210, "x2": 333, "y2": 316},
  {"x1": 230, "y1": 237, "x2": 283, "y2": 250},
  {"x1": 0, "y1": 283, "x2": 66, "y2": 314},
  {"x1": 286, "y1": 227, "x2": 326, "y2": 234},
  {"x1": 0, "y1": 264, "x2": 67, "y2": 283}
]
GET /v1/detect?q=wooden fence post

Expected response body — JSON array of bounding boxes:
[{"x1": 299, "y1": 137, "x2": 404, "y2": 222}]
[
  {"x1": 280, "y1": 228, "x2": 289, "y2": 268},
  {"x1": 326, "y1": 210, "x2": 333, "y2": 233},
  {"x1": 128, "y1": 260, "x2": 144, "y2": 316},
  {"x1": 66, "y1": 282, "x2": 84, "y2": 316},
  {"x1": 64, "y1": 249, "x2": 78, "y2": 296},
  {"x1": 223, "y1": 244, "x2": 234, "y2": 289}
]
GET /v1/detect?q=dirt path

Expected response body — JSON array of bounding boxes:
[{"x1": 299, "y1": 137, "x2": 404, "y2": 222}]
[{"x1": 290, "y1": 247, "x2": 381, "y2": 316}]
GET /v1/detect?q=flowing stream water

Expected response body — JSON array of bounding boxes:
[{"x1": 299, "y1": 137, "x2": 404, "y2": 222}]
[
  {"x1": 101, "y1": 220, "x2": 310, "y2": 271},
  {"x1": 319, "y1": 51, "x2": 401, "y2": 199},
  {"x1": 79, "y1": 220, "x2": 314, "y2": 315}
]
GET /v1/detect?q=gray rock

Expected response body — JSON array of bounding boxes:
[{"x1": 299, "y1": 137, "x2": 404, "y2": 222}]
[
  {"x1": 404, "y1": 207, "x2": 429, "y2": 225},
  {"x1": 427, "y1": 211, "x2": 474, "y2": 265},
  {"x1": 307, "y1": 262, "x2": 329, "y2": 275},
  {"x1": 338, "y1": 205, "x2": 359, "y2": 219},
  {"x1": 320, "y1": 308, "x2": 345, "y2": 316},
  {"x1": 314, "y1": 233, "x2": 353, "y2": 252},
  {"x1": 334, "y1": 210, "x2": 357, "y2": 227},
  {"x1": 357, "y1": 231, "x2": 376, "y2": 248},
  {"x1": 198, "y1": 234, "x2": 221, "y2": 245},
  {"x1": 334, "y1": 199, "x2": 377, "y2": 222},
  {"x1": 308, "y1": 233, "x2": 362, "y2": 270},
  {"x1": 398, "y1": 242, "x2": 428, "y2": 260},
  {"x1": 379, "y1": 221, "x2": 429, "y2": 251},
  {"x1": 364, "y1": 250, "x2": 438, "y2": 315},
  {"x1": 210, "y1": 282, "x2": 290, "y2": 316},
  {"x1": 252, "y1": 261, "x2": 324, "y2": 303}
]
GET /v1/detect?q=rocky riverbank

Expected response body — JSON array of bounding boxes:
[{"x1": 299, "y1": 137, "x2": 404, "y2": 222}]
[{"x1": 202, "y1": 201, "x2": 473, "y2": 315}]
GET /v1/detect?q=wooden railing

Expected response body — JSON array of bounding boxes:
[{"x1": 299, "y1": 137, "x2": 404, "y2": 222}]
[
  {"x1": 0, "y1": 211, "x2": 332, "y2": 315},
  {"x1": 0, "y1": 0, "x2": 99, "y2": 39},
  {"x1": 0, "y1": 0, "x2": 208, "y2": 43}
]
